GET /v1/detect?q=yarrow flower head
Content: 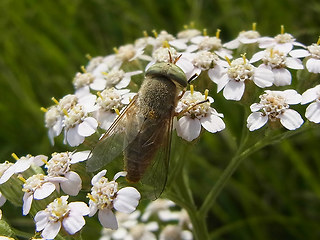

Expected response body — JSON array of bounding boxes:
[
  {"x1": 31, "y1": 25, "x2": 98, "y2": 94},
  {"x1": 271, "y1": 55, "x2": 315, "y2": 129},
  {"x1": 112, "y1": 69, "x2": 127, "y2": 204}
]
[
  {"x1": 301, "y1": 84, "x2": 320, "y2": 123},
  {"x1": 44, "y1": 151, "x2": 90, "y2": 196},
  {"x1": 209, "y1": 55, "x2": 274, "y2": 100},
  {"x1": 88, "y1": 170, "x2": 141, "y2": 230},
  {"x1": 95, "y1": 88, "x2": 136, "y2": 130},
  {"x1": 34, "y1": 195, "x2": 89, "y2": 239},
  {"x1": 175, "y1": 87, "x2": 225, "y2": 141},
  {"x1": 223, "y1": 23, "x2": 261, "y2": 49},
  {"x1": 21, "y1": 173, "x2": 58, "y2": 215},
  {"x1": 0, "y1": 154, "x2": 47, "y2": 184},
  {"x1": 247, "y1": 89, "x2": 303, "y2": 131},
  {"x1": 259, "y1": 25, "x2": 305, "y2": 53},
  {"x1": 290, "y1": 38, "x2": 320, "y2": 73},
  {"x1": 250, "y1": 47, "x2": 303, "y2": 86}
]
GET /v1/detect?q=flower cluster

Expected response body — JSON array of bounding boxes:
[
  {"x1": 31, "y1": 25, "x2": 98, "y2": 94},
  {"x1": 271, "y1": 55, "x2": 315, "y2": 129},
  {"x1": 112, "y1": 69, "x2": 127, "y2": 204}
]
[
  {"x1": 99, "y1": 198, "x2": 193, "y2": 240},
  {"x1": 1, "y1": 24, "x2": 320, "y2": 240}
]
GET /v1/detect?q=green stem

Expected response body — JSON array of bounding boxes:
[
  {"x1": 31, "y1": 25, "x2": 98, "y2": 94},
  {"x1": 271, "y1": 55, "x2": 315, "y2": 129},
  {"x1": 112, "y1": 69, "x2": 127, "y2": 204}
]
[{"x1": 199, "y1": 124, "x2": 310, "y2": 217}]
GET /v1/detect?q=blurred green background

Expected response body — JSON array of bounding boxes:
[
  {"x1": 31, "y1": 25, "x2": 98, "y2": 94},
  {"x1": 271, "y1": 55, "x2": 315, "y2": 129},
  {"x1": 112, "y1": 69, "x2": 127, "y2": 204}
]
[{"x1": 1, "y1": 0, "x2": 320, "y2": 239}]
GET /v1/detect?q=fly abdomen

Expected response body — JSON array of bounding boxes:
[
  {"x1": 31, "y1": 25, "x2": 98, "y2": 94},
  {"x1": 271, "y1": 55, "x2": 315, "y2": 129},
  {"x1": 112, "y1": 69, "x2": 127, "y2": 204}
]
[{"x1": 124, "y1": 121, "x2": 164, "y2": 182}]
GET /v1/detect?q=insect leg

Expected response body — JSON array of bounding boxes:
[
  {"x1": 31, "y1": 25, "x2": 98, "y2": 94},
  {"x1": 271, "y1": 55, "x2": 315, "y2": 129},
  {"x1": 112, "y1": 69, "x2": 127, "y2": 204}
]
[{"x1": 175, "y1": 99, "x2": 210, "y2": 117}]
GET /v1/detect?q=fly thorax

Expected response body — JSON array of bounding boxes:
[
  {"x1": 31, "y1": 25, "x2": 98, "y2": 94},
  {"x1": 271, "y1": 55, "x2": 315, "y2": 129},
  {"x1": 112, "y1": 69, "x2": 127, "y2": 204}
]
[{"x1": 139, "y1": 76, "x2": 177, "y2": 118}]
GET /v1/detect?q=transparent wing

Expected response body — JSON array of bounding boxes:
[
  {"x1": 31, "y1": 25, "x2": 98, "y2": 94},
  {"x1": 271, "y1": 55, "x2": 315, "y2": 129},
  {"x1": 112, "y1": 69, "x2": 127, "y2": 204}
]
[
  {"x1": 139, "y1": 115, "x2": 173, "y2": 199},
  {"x1": 86, "y1": 96, "x2": 143, "y2": 172}
]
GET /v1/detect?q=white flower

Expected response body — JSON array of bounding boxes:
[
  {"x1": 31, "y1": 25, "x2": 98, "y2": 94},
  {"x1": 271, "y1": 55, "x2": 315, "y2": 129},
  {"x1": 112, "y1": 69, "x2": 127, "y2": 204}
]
[
  {"x1": 247, "y1": 90, "x2": 304, "y2": 131},
  {"x1": 301, "y1": 84, "x2": 320, "y2": 123},
  {"x1": 34, "y1": 196, "x2": 89, "y2": 239},
  {"x1": 223, "y1": 30, "x2": 261, "y2": 49},
  {"x1": 180, "y1": 51, "x2": 228, "y2": 80},
  {"x1": 22, "y1": 174, "x2": 58, "y2": 215},
  {"x1": 45, "y1": 151, "x2": 89, "y2": 196},
  {"x1": 63, "y1": 105, "x2": 98, "y2": 147},
  {"x1": 209, "y1": 56, "x2": 274, "y2": 101},
  {"x1": 259, "y1": 29, "x2": 305, "y2": 54},
  {"x1": 95, "y1": 88, "x2": 136, "y2": 130},
  {"x1": 159, "y1": 225, "x2": 193, "y2": 240},
  {"x1": 250, "y1": 48, "x2": 303, "y2": 86},
  {"x1": 0, "y1": 154, "x2": 47, "y2": 184},
  {"x1": 169, "y1": 29, "x2": 201, "y2": 50},
  {"x1": 88, "y1": 170, "x2": 141, "y2": 230},
  {"x1": 141, "y1": 198, "x2": 176, "y2": 222},
  {"x1": 44, "y1": 105, "x2": 63, "y2": 145},
  {"x1": 290, "y1": 41, "x2": 320, "y2": 73},
  {"x1": 188, "y1": 35, "x2": 233, "y2": 59},
  {"x1": 104, "y1": 68, "x2": 142, "y2": 89},
  {"x1": 73, "y1": 72, "x2": 95, "y2": 91},
  {"x1": 175, "y1": 89, "x2": 225, "y2": 141}
]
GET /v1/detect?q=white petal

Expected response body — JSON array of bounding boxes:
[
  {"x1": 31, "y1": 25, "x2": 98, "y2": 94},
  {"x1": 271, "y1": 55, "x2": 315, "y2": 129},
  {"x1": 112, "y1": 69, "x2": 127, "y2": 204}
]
[
  {"x1": 62, "y1": 214, "x2": 85, "y2": 235},
  {"x1": 78, "y1": 117, "x2": 98, "y2": 137},
  {"x1": 22, "y1": 193, "x2": 33, "y2": 215},
  {"x1": 34, "y1": 182, "x2": 56, "y2": 200},
  {"x1": 273, "y1": 68, "x2": 292, "y2": 86},
  {"x1": 90, "y1": 78, "x2": 106, "y2": 91},
  {"x1": 113, "y1": 187, "x2": 141, "y2": 213},
  {"x1": 0, "y1": 166, "x2": 16, "y2": 184},
  {"x1": 286, "y1": 57, "x2": 304, "y2": 69},
  {"x1": 289, "y1": 49, "x2": 310, "y2": 58},
  {"x1": 116, "y1": 76, "x2": 131, "y2": 89},
  {"x1": 91, "y1": 170, "x2": 107, "y2": 185},
  {"x1": 240, "y1": 37, "x2": 258, "y2": 44},
  {"x1": 70, "y1": 150, "x2": 91, "y2": 164},
  {"x1": 66, "y1": 127, "x2": 85, "y2": 147},
  {"x1": 306, "y1": 58, "x2": 320, "y2": 73},
  {"x1": 113, "y1": 171, "x2": 127, "y2": 180},
  {"x1": 98, "y1": 209, "x2": 118, "y2": 230},
  {"x1": 301, "y1": 85, "x2": 320, "y2": 104},
  {"x1": 250, "y1": 51, "x2": 265, "y2": 63},
  {"x1": 279, "y1": 109, "x2": 304, "y2": 130},
  {"x1": 274, "y1": 43, "x2": 293, "y2": 54},
  {"x1": 41, "y1": 221, "x2": 61, "y2": 240},
  {"x1": 69, "y1": 202, "x2": 90, "y2": 216},
  {"x1": 97, "y1": 111, "x2": 117, "y2": 130},
  {"x1": 223, "y1": 80, "x2": 245, "y2": 101},
  {"x1": 33, "y1": 155, "x2": 47, "y2": 167},
  {"x1": 216, "y1": 74, "x2": 230, "y2": 93},
  {"x1": 305, "y1": 102, "x2": 320, "y2": 123},
  {"x1": 247, "y1": 112, "x2": 268, "y2": 131},
  {"x1": 175, "y1": 117, "x2": 201, "y2": 141},
  {"x1": 14, "y1": 159, "x2": 32, "y2": 173},
  {"x1": 61, "y1": 172, "x2": 82, "y2": 196},
  {"x1": 250, "y1": 103, "x2": 263, "y2": 112},
  {"x1": 200, "y1": 112, "x2": 225, "y2": 133},
  {"x1": 254, "y1": 67, "x2": 274, "y2": 87},
  {"x1": 223, "y1": 39, "x2": 240, "y2": 49},
  {"x1": 88, "y1": 202, "x2": 98, "y2": 217},
  {"x1": 208, "y1": 65, "x2": 225, "y2": 81},
  {"x1": 169, "y1": 39, "x2": 188, "y2": 50},
  {"x1": 282, "y1": 89, "x2": 302, "y2": 105},
  {"x1": 35, "y1": 210, "x2": 49, "y2": 231}
]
